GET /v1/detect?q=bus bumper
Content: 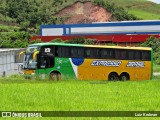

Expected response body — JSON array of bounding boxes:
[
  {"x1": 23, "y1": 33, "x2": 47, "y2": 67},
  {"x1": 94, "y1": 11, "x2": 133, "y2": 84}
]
[{"x1": 23, "y1": 70, "x2": 35, "y2": 79}]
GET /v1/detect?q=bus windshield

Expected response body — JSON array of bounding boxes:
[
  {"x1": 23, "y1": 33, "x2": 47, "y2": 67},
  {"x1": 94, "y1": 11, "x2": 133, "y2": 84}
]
[
  {"x1": 23, "y1": 46, "x2": 40, "y2": 69},
  {"x1": 23, "y1": 54, "x2": 37, "y2": 69}
]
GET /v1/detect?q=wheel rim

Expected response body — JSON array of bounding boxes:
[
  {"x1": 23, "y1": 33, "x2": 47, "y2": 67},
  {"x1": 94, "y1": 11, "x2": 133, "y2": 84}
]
[
  {"x1": 50, "y1": 73, "x2": 57, "y2": 80},
  {"x1": 57, "y1": 74, "x2": 61, "y2": 80},
  {"x1": 120, "y1": 74, "x2": 129, "y2": 81},
  {"x1": 121, "y1": 76, "x2": 127, "y2": 80},
  {"x1": 108, "y1": 73, "x2": 119, "y2": 81}
]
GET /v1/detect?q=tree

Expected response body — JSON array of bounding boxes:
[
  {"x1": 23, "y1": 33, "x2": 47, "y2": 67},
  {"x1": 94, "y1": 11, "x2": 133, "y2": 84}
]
[
  {"x1": 93, "y1": 0, "x2": 140, "y2": 20},
  {"x1": 141, "y1": 36, "x2": 160, "y2": 52},
  {"x1": 67, "y1": 37, "x2": 85, "y2": 44},
  {"x1": 141, "y1": 36, "x2": 160, "y2": 64},
  {"x1": 50, "y1": 38, "x2": 64, "y2": 43},
  {"x1": 84, "y1": 39, "x2": 95, "y2": 45}
]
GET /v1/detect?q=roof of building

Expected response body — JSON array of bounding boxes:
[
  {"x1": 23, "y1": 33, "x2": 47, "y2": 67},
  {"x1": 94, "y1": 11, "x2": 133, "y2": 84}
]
[{"x1": 0, "y1": 48, "x2": 25, "y2": 52}]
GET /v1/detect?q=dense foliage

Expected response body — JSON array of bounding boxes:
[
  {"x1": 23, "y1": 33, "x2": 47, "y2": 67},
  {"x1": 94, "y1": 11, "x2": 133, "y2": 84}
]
[
  {"x1": 0, "y1": 0, "x2": 66, "y2": 28},
  {"x1": 141, "y1": 36, "x2": 160, "y2": 65},
  {"x1": 0, "y1": 0, "x2": 68, "y2": 48},
  {"x1": 50, "y1": 37, "x2": 95, "y2": 45},
  {"x1": 0, "y1": 31, "x2": 29, "y2": 48}
]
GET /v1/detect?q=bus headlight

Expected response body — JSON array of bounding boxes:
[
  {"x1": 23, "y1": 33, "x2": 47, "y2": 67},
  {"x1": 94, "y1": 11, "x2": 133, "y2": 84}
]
[{"x1": 31, "y1": 73, "x2": 35, "y2": 75}]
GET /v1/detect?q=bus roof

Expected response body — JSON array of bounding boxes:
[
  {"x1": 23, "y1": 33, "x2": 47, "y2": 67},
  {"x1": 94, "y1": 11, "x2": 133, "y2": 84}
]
[
  {"x1": 29, "y1": 42, "x2": 152, "y2": 51},
  {"x1": 30, "y1": 42, "x2": 83, "y2": 47}
]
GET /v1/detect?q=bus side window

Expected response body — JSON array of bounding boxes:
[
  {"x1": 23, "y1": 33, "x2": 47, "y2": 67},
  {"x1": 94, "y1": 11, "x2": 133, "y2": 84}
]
[
  {"x1": 40, "y1": 57, "x2": 47, "y2": 68},
  {"x1": 128, "y1": 50, "x2": 141, "y2": 60},
  {"x1": 135, "y1": 51, "x2": 141, "y2": 60},
  {"x1": 115, "y1": 50, "x2": 121, "y2": 59},
  {"x1": 85, "y1": 48, "x2": 99, "y2": 58},
  {"x1": 70, "y1": 47, "x2": 77, "y2": 57},
  {"x1": 115, "y1": 49, "x2": 127, "y2": 60},
  {"x1": 94, "y1": 48, "x2": 100, "y2": 58},
  {"x1": 47, "y1": 56, "x2": 54, "y2": 68},
  {"x1": 128, "y1": 51, "x2": 134, "y2": 60},
  {"x1": 85, "y1": 48, "x2": 92, "y2": 58},
  {"x1": 57, "y1": 46, "x2": 70, "y2": 58},
  {"x1": 142, "y1": 51, "x2": 151, "y2": 61},
  {"x1": 71, "y1": 47, "x2": 84, "y2": 58},
  {"x1": 77, "y1": 47, "x2": 84, "y2": 58},
  {"x1": 39, "y1": 56, "x2": 54, "y2": 69},
  {"x1": 121, "y1": 50, "x2": 127, "y2": 60},
  {"x1": 101, "y1": 49, "x2": 114, "y2": 59}
]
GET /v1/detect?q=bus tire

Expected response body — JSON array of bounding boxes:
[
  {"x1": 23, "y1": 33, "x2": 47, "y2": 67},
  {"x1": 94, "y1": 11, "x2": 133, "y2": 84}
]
[
  {"x1": 57, "y1": 73, "x2": 61, "y2": 81},
  {"x1": 50, "y1": 72, "x2": 57, "y2": 80},
  {"x1": 120, "y1": 73, "x2": 130, "y2": 81},
  {"x1": 50, "y1": 72, "x2": 61, "y2": 81},
  {"x1": 108, "y1": 72, "x2": 119, "y2": 81}
]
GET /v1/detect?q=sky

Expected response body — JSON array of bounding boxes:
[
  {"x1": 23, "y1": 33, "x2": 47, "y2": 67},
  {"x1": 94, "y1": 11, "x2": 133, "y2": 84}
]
[{"x1": 147, "y1": 0, "x2": 160, "y2": 4}]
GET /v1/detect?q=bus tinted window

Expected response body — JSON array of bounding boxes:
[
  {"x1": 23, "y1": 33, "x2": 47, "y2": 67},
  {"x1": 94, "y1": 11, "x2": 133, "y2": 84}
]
[
  {"x1": 57, "y1": 46, "x2": 70, "y2": 57},
  {"x1": 94, "y1": 48, "x2": 100, "y2": 58},
  {"x1": 85, "y1": 48, "x2": 100, "y2": 58},
  {"x1": 128, "y1": 50, "x2": 140, "y2": 60},
  {"x1": 121, "y1": 50, "x2": 127, "y2": 60},
  {"x1": 71, "y1": 47, "x2": 84, "y2": 58},
  {"x1": 135, "y1": 51, "x2": 141, "y2": 60},
  {"x1": 101, "y1": 49, "x2": 114, "y2": 59},
  {"x1": 85, "y1": 48, "x2": 93, "y2": 58},
  {"x1": 115, "y1": 50, "x2": 127, "y2": 60},
  {"x1": 142, "y1": 51, "x2": 151, "y2": 61},
  {"x1": 38, "y1": 56, "x2": 54, "y2": 68},
  {"x1": 77, "y1": 47, "x2": 84, "y2": 58},
  {"x1": 128, "y1": 51, "x2": 135, "y2": 60}
]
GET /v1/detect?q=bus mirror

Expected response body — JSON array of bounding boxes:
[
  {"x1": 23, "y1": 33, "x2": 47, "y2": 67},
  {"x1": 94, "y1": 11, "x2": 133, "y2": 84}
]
[
  {"x1": 33, "y1": 51, "x2": 39, "y2": 60},
  {"x1": 19, "y1": 51, "x2": 25, "y2": 60}
]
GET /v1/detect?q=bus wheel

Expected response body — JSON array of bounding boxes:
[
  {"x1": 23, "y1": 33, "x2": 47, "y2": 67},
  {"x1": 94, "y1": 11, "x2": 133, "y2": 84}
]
[
  {"x1": 120, "y1": 73, "x2": 130, "y2": 81},
  {"x1": 108, "y1": 72, "x2": 119, "y2": 81},
  {"x1": 50, "y1": 72, "x2": 57, "y2": 80},
  {"x1": 57, "y1": 73, "x2": 61, "y2": 81}
]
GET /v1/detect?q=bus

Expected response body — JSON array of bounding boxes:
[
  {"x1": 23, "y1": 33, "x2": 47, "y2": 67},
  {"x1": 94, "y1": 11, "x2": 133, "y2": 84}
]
[{"x1": 19, "y1": 42, "x2": 153, "y2": 81}]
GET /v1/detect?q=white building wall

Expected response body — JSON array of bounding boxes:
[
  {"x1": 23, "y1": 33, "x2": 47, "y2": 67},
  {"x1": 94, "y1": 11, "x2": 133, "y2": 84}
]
[
  {"x1": 0, "y1": 48, "x2": 25, "y2": 76},
  {"x1": 42, "y1": 28, "x2": 63, "y2": 36},
  {"x1": 70, "y1": 25, "x2": 160, "y2": 34}
]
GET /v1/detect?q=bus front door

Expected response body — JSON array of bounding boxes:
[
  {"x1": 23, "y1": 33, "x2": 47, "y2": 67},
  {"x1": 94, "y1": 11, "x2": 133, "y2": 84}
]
[{"x1": 37, "y1": 56, "x2": 54, "y2": 79}]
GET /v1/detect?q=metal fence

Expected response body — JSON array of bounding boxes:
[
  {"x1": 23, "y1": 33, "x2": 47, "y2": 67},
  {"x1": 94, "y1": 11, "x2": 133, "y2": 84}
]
[{"x1": 0, "y1": 48, "x2": 26, "y2": 76}]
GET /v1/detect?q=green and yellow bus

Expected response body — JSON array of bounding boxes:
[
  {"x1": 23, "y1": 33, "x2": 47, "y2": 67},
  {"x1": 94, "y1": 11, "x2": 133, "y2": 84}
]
[{"x1": 20, "y1": 42, "x2": 153, "y2": 81}]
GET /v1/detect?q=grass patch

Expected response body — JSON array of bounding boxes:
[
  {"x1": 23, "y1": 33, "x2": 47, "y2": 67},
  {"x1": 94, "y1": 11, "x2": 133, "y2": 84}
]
[
  {"x1": 106, "y1": 0, "x2": 148, "y2": 7},
  {"x1": 103, "y1": 0, "x2": 160, "y2": 20},
  {"x1": 0, "y1": 75, "x2": 160, "y2": 112},
  {"x1": 128, "y1": 9, "x2": 160, "y2": 20},
  {"x1": 153, "y1": 64, "x2": 160, "y2": 72}
]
